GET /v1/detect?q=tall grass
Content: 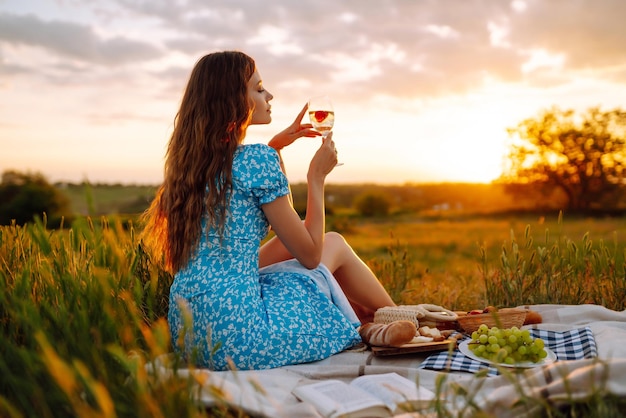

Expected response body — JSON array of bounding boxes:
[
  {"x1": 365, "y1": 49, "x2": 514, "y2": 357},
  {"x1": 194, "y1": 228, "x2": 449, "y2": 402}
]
[
  {"x1": 481, "y1": 213, "x2": 625, "y2": 310},
  {"x1": 1, "y1": 213, "x2": 624, "y2": 416},
  {"x1": 347, "y1": 213, "x2": 625, "y2": 311},
  {"x1": 0, "y1": 216, "x2": 233, "y2": 417}
]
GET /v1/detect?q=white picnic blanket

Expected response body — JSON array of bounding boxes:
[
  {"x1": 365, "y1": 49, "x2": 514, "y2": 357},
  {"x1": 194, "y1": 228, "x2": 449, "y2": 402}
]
[{"x1": 149, "y1": 304, "x2": 626, "y2": 417}]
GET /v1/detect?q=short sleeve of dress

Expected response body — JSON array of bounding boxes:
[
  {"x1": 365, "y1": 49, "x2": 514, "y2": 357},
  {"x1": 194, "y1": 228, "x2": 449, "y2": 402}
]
[{"x1": 239, "y1": 144, "x2": 290, "y2": 205}]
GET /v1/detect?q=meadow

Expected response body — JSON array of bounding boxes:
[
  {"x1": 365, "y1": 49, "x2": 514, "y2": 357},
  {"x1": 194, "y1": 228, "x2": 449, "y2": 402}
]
[
  {"x1": 336, "y1": 212, "x2": 625, "y2": 311},
  {"x1": 1, "y1": 185, "x2": 625, "y2": 416}
]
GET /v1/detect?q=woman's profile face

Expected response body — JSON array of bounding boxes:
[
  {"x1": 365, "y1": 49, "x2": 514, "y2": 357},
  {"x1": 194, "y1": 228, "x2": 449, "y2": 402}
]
[{"x1": 247, "y1": 70, "x2": 273, "y2": 125}]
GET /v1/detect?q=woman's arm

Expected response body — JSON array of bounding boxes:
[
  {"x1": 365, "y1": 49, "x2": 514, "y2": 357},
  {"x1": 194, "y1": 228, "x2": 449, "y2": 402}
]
[
  {"x1": 262, "y1": 134, "x2": 338, "y2": 269},
  {"x1": 268, "y1": 104, "x2": 319, "y2": 205},
  {"x1": 262, "y1": 103, "x2": 320, "y2": 261}
]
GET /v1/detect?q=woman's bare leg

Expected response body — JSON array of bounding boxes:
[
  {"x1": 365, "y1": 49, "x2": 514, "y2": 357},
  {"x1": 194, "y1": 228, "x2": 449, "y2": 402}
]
[
  {"x1": 259, "y1": 235, "x2": 293, "y2": 268},
  {"x1": 320, "y1": 232, "x2": 396, "y2": 322}
]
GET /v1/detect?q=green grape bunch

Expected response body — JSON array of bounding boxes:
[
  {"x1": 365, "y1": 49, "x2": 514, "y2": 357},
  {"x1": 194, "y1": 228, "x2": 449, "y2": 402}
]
[{"x1": 468, "y1": 324, "x2": 548, "y2": 364}]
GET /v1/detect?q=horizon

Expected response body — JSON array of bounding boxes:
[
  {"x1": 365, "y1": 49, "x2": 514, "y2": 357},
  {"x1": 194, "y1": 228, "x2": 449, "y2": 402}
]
[
  {"x1": 1, "y1": 0, "x2": 625, "y2": 185},
  {"x1": 53, "y1": 180, "x2": 500, "y2": 187},
  {"x1": 49, "y1": 177, "x2": 501, "y2": 187}
]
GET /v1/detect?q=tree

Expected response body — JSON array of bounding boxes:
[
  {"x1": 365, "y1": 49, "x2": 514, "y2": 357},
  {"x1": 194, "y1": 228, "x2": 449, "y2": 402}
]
[
  {"x1": 354, "y1": 191, "x2": 392, "y2": 217},
  {"x1": 0, "y1": 170, "x2": 73, "y2": 226},
  {"x1": 500, "y1": 107, "x2": 626, "y2": 211}
]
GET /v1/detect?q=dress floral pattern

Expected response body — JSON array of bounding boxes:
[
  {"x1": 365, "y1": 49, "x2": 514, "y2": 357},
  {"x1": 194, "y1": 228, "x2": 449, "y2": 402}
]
[{"x1": 168, "y1": 143, "x2": 361, "y2": 370}]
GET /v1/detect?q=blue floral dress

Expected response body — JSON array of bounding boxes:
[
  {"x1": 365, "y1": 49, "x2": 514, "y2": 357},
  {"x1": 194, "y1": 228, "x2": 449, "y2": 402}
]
[{"x1": 168, "y1": 143, "x2": 361, "y2": 371}]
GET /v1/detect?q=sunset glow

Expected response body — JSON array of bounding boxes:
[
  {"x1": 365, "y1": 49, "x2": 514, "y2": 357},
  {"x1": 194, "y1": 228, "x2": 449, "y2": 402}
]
[{"x1": 1, "y1": 0, "x2": 625, "y2": 185}]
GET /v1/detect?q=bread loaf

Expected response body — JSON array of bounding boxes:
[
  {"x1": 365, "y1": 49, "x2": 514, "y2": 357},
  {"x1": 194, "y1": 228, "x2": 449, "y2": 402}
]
[
  {"x1": 359, "y1": 320, "x2": 416, "y2": 347},
  {"x1": 523, "y1": 310, "x2": 543, "y2": 325}
]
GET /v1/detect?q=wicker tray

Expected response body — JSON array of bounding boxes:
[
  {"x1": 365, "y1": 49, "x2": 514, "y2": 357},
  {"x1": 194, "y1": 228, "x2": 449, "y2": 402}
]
[{"x1": 457, "y1": 309, "x2": 527, "y2": 334}]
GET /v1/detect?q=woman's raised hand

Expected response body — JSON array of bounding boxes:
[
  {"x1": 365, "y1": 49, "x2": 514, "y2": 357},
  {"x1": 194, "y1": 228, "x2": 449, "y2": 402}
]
[
  {"x1": 269, "y1": 103, "x2": 320, "y2": 151},
  {"x1": 308, "y1": 132, "x2": 338, "y2": 179}
]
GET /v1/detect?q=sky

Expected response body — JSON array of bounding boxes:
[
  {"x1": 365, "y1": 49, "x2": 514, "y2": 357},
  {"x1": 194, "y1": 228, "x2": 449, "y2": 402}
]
[{"x1": 1, "y1": 0, "x2": 626, "y2": 185}]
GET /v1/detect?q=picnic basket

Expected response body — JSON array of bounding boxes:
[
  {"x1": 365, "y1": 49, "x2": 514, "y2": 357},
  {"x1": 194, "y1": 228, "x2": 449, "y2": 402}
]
[{"x1": 457, "y1": 309, "x2": 527, "y2": 334}]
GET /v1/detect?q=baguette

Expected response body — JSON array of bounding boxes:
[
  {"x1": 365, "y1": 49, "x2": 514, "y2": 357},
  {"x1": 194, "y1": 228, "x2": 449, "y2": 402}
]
[{"x1": 359, "y1": 320, "x2": 417, "y2": 347}]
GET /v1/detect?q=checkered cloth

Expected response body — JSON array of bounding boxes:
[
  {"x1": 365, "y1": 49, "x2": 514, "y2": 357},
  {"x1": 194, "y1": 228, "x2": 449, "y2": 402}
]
[{"x1": 419, "y1": 327, "x2": 597, "y2": 376}]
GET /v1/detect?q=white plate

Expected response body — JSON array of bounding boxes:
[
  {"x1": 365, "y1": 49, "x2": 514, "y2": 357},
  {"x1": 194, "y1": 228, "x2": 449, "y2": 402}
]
[{"x1": 458, "y1": 339, "x2": 557, "y2": 368}]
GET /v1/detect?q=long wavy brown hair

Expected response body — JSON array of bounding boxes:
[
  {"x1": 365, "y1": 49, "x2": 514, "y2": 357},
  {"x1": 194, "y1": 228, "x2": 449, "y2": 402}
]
[{"x1": 141, "y1": 51, "x2": 256, "y2": 273}]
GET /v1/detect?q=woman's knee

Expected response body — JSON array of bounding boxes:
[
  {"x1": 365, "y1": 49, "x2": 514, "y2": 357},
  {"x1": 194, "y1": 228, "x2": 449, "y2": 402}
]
[
  {"x1": 325, "y1": 231, "x2": 348, "y2": 249},
  {"x1": 324, "y1": 231, "x2": 355, "y2": 261},
  {"x1": 325, "y1": 230, "x2": 344, "y2": 241}
]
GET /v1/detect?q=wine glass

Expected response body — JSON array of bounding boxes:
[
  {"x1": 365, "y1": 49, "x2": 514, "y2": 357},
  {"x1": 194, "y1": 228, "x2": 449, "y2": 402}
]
[{"x1": 308, "y1": 95, "x2": 342, "y2": 166}]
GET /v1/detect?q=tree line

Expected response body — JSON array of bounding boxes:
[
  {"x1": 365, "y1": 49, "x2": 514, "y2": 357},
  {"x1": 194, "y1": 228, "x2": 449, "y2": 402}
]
[{"x1": 2, "y1": 106, "x2": 625, "y2": 226}]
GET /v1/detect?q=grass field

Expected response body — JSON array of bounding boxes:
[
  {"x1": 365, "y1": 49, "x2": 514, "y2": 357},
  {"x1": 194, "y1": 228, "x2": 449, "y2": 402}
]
[
  {"x1": 2, "y1": 186, "x2": 625, "y2": 416},
  {"x1": 58, "y1": 183, "x2": 157, "y2": 216},
  {"x1": 335, "y1": 212, "x2": 626, "y2": 311}
]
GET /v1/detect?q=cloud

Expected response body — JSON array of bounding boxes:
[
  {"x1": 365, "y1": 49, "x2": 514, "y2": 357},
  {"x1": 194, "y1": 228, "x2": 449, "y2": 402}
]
[
  {"x1": 20, "y1": 2, "x2": 626, "y2": 92},
  {"x1": 0, "y1": 12, "x2": 162, "y2": 65},
  {"x1": 2, "y1": 0, "x2": 626, "y2": 103},
  {"x1": 0, "y1": 53, "x2": 31, "y2": 76},
  {"x1": 508, "y1": 0, "x2": 626, "y2": 70}
]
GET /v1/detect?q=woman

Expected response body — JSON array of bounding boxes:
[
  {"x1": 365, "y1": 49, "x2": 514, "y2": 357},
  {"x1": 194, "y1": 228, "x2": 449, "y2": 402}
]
[{"x1": 142, "y1": 51, "x2": 400, "y2": 371}]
